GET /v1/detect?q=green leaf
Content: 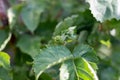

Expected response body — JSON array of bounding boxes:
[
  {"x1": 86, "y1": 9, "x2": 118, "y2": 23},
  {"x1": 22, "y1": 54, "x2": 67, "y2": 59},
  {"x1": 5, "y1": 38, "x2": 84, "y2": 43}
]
[
  {"x1": 33, "y1": 46, "x2": 73, "y2": 80},
  {"x1": 21, "y1": 2, "x2": 44, "y2": 32},
  {"x1": 17, "y1": 35, "x2": 40, "y2": 57},
  {"x1": 0, "y1": 67, "x2": 12, "y2": 80},
  {"x1": 0, "y1": 30, "x2": 12, "y2": 51},
  {"x1": 73, "y1": 44, "x2": 93, "y2": 57},
  {"x1": 7, "y1": 3, "x2": 24, "y2": 29},
  {"x1": 0, "y1": 52, "x2": 10, "y2": 70},
  {"x1": 33, "y1": 44, "x2": 98, "y2": 80},
  {"x1": 39, "y1": 73, "x2": 53, "y2": 80},
  {"x1": 60, "y1": 58, "x2": 98, "y2": 80},
  {"x1": 73, "y1": 44, "x2": 98, "y2": 63},
  {"x1": 86, "y1": 0, "x2": 120, "y2": 22}
]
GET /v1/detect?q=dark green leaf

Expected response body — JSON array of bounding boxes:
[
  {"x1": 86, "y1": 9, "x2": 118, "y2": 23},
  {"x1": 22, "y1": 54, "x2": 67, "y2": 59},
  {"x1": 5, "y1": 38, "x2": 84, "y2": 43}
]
[
  {"x1": 39, "y1": 73, "x2": 53, "y2": 80},
  {"x1": 21, "y1": 2, "x2": 44, "y2": 32},
  {"x1": 33, "y1": 46, "x2": 73, "y2": 80},
  {"x1": 17, "y1": 35, "x2": 40, "y2": 57},
  {"x1": 73, "y1": 44, "x2": 98, "y2": 63}
]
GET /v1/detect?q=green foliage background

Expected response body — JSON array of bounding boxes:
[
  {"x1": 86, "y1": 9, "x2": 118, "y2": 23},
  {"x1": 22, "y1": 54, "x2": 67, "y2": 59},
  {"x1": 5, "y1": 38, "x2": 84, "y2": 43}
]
[{"x1": 0, "y1": 0, "x2": 120, "y2": 80}]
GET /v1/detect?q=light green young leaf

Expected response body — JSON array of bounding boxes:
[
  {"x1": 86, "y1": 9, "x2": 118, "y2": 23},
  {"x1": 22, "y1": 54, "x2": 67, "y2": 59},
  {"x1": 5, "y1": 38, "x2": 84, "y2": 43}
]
[
  {"x1": 0, "y1": 52, "x2": 10, "y2": 70},
  {"x1": 54, "y1": 15, "x2": 78, "y2": 36},
  {"x1": 53, "y1": 26, "x2": 77, "y2": 44},
  {"x1": 53, "y1": 15, "x2": 78, "y2": 44},
  {"x1": 86, "y1": 0, "x2": 120, "y2": 22},
  {"x1": 60, "y1": 58, "x2": 98, "y2": 80},
  {"x1": 33, "y1": 46, "x2": 73, "y2": 80},
  {"x1": 75, "y1": 58, "x2": 98, "y2": 80},
  {"x1": 89, "y1": 62, "x2": 98, "y2": 71},
  {"x1": 0, "y1": 30, "x2": 12, "y2": 51},
  {"x1": 17, "y1": 35, "x2": 40, "y2": 57}
]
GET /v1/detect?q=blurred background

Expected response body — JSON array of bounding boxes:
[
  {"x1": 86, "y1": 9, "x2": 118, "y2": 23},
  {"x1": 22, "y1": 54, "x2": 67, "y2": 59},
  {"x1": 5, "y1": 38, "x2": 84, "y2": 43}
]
[{"x1": 0, "y1": 0, "x2": 120, "y2": 80}]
